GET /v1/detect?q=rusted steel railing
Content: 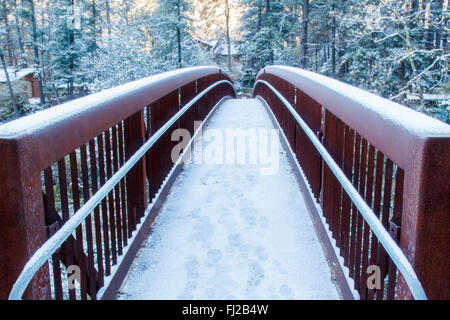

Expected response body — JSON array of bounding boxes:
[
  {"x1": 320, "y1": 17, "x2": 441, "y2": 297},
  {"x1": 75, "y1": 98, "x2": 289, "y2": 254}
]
[
  {"x1": 0, "y1": 66, "x2": 235, "y2": 300},
  {"x1": 254, "y1": 66, "x2": 450, "y2": 300}
]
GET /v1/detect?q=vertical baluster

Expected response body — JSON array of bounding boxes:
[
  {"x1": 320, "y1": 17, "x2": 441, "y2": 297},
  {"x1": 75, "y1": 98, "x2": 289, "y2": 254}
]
[
  {"x1": 124, "y1": 110, "x2": 148, "y2": 232},
  {"x1": 368, "y1": 151, "x2": 384, "y2": 299},
  {"x1": 381, "y1": 160, "x2": 394, "y2": 228},
  {"x1": 360, "y1": 144, "x2": 376, "y2": 299},
  {"x1": 298, "y1": 92, "x2": 322, "y2": 200},
  {"x1": 341, "y1": 126, "x2": 354, "y2": 266},
  {"x1": 97, "y1": 133, "x2": 111, "y2": 276},
  {"x1": 321, "y1": 111, "x2": 336, "y2": 229},
  {"x1": 288, "y1": 102, "x2": 296, "y2": 150},
  {"x1": 355, "y1": 139, "x2": 368, "y2": 293},
  {"x1": 50, "y1": 254, "x2": 62, "y2": 300},
  {"x1": 328, "y1": 114, "x2": 338, "y2": 239},
  {"x1": 112, "y1": 125, "x2": 123, "y2": 255},
  {"x1": 334, "y1": 119, "x2": 345, "y2": 249},
  {"x1": 386, "y1": 167, "x2": 404, "y2": 299},
  {"x1": 146, "y1": 106, "x2": 151, "y2": 136},
  {"x1": 104, "y1": 129, "x2": 118, "y2": 265},
  {"x1": 386, "y1": 258, "x2": 398, "y2": 300},
  {"x1": 43, "y1": 168, "x2": 63, "y2": 300},
  {"x1": 124, "y1": 118, "x2": 137, "y2": 232},
  {"x1": 57, "y1": 158, "x2": 76, "y2": 300},
  {"x1": 69, "y1": 151, "x2": 87, "y2": 300},
  {"x1": 349, "y1": 134, "x2": 361, "y2": 279},
  {"x1": 376, "y1": 158, "x2": 394, "y2": 300},
  {"x1": 118, "y1": 121, "x2": 128, "y2": 246},
  {"x1": 80, "y1": 145, "x2": 97, "y2": 299},
  {"x1": 89, "y1": 139, "x2": 104, "y2": 288}
]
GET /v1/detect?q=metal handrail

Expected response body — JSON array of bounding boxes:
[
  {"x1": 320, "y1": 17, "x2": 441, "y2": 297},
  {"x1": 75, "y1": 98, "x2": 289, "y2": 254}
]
[
  {"x1": 8, "y1": 79, "x2": 235, "y2": 300},
  {"x1": 254, "y1": 79, "x2": 427, "y2": 300}
]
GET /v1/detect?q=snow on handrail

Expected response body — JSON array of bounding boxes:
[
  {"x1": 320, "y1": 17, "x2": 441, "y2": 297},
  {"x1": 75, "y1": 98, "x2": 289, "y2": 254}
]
[
  {"x1": 254, "y1": 79, "x2": 427, "y2": 300},
  {"x1": 258, "y1": 66, "x2": 450, "y2": 136},
  {"x1": 8, "y1": 80, "x2": 235, "y2": 300}
]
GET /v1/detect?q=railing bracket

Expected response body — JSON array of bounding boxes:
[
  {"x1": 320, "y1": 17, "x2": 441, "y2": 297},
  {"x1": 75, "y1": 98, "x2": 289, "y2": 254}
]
[{"x1": 46, "y1": 221, "x2": 60, "y2": 238}]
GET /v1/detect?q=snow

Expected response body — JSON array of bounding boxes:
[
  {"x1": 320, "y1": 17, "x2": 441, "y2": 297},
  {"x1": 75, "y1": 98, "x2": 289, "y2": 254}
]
[
  {"x1": 0, "y1": 68, "x2": 34, "y2": 82},
  {"x1": 117, "y1": 99, "x2": 340, "y2": 300},
  {"x1": 213, "y1": 39, "x2": 241, "y2": 56},
  {"x1": 406, "y1": 93, "x2": 450, "y2": 102},
  {"x1": 0, "y1": 66, "x2": 220, "y2": 138},
  {"x1": 197, "y1": 38, "x2": 241, "y2": 56},
  {"x1": 263, "y1": 66, "x2": 450, "y2": 137},
  {"x1": 260, "y1": 96, "x2": 359, "y2": 299}
]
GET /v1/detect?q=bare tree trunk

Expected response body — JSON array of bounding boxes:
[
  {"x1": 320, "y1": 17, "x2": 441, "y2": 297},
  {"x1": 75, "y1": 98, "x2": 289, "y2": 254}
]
[
  {"x1": 176, "y1": 0, "x2": 182, "y2": 68},
  {"x1": 123, "y1": 0, "x2": 130, "y2": 27},
  {"x1": 331, "y1": 25, "x2": 336, "y2": 77},
  {"x1": 337, "y1": 0, "x2": 347, "y2": 79},
  {"x1": 314, "y1": 45, "x2": 318, "y2": 71},
  {"x1": 300, "y1": 0, "x2": 309, "y2": 68},
  {"x1": 1, "y1": 49, "x2": 20, "y2": 118},
  {"x1": 424, "y1": 0, "x2": 434, "y2": 50},
  {"x1": 224, "y1": 0, "x2": 232, "y2": 71},
  {"x1": 13, "y1": 0, "x2": 26, "y2": 67},
  {"x1": 265, "y1": 0, "x2": 274, "y2": 64},
  {"x1": 433, "y1": 0, "x2": 444, "y2": 48},
  {"x1": 257, "y1": 5, "x2": 262, "y2": 32},
  {"x1": 331, "y1": 2, "x2": 337, "y2": 78},
  {"x1": 28, "y1": 0, "x2": 45, "y2": 105},
  {"x1": 1, "y1": 0, "x2": 14, "y2": 65},
  {"x1": 92, "y1": 0, "x2": 97, "y2": 49},
  {"x1": 64, "y1": 0, "x2": 75, "y2": 100},
  {"x1": 402, "y1": 19, "x2": 425, "y2": 109},
  {"x1": 442, "y1": 0, "x2": 448, "y2": 49},
  {"x1": 106, "y1": 0, "x2": 112, "y2": 44},
  {"x1": 408, "y1": 0, "x2": 419, "y2": 29}
]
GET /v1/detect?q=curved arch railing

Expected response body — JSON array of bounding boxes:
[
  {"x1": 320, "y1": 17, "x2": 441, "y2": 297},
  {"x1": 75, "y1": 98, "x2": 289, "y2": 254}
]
[
  {"x1": 254, "y1": 79, "x2": 426, "y2": 300},
  {"x1": 1, "y1": 67, "x2": 236, "y2": 300},
  {"x1": 254, "y1": 66, "x2": 450, "y2": 300}
]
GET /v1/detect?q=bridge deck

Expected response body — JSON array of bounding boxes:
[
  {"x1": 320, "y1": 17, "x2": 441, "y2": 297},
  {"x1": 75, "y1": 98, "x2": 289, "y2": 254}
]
[{"x1": 117, "y1": 99, "x2": 340, "y2": 299}]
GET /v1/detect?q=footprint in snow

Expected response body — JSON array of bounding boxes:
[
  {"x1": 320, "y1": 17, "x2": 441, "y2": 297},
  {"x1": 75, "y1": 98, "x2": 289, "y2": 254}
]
[
  {"x1": 206, "y1": 249, "x2": 222, "y2": 266},
  {"x1": 247, "y1": 261, "x2": 265, "y2": 288},
  {"x1": 185, "y1": 256, "x2": 200, "y2": 280},
  {"x1": 192, "y1": 217, "x2": 214, "y2": 243},
  {"x1": 178, "y1": 280, "x2": 197, "y2": 299},
  {"x1": 188, "y1": 208, "x2": 201, "y2": 219},
  {"x1": 239, "y1": 198, "x2": 254, "y2": 211},
  {"x1": 259, "y1": 216, "x2": 269, "y2": 229},
  {"x1": 228, "y1": 233, "x2": 244, "y2": 248},
  {"x1": 254, "y1": 246, "x2": 268, "y2": 262},
  {"x1": 273, "y1": 259, "x2": 288, "y2": 275},
  {"x1": 279, "y1": 284, "x2": 294, "y2": 299}
]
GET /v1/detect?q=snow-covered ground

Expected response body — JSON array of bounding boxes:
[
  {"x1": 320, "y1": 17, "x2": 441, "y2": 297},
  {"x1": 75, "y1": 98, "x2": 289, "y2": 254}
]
[{"x1": 117, "y1": 99, "x2": 340, "y2": 300}]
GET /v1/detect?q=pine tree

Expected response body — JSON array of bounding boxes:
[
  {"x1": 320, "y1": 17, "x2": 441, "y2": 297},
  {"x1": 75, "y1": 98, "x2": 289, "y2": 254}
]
[
  {"x1": 240, "y1": 0, "x2": 296, "y2": 87},
  {"x1": 48, "y1": 0, "x2": 85, "y2": 100},
  {"x1": 150, "y1": 0, "x2": 203, "y2": 71}
]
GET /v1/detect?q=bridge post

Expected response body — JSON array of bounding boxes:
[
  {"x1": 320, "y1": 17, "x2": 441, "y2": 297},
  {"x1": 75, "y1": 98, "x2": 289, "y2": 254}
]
[
  {"x1": 0, "y1": 138, "x2": 51, "y2": 300},
  {"x1": 398, "y1": 137, "x2": 450, "y2": 300},
  {"x1": 124, "y1": 110, "x2": 148, "y2": 233}
]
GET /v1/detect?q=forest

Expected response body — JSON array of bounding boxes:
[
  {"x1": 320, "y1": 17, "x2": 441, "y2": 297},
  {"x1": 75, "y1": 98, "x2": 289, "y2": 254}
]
[{"x1": 0, "y1": 0, "x2": 448, "y2": 124}]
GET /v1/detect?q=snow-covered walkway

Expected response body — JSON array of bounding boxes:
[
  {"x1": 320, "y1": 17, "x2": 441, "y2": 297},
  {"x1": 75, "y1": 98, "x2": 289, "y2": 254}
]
[{"x1": 117, "y1": 99, "x2": 340, "y2": 300}]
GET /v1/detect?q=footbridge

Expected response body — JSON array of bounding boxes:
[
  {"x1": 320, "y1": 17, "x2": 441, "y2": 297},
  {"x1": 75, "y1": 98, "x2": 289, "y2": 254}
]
[{"x1": 1, "y1": 66, "x2": 449, "y2": 300}]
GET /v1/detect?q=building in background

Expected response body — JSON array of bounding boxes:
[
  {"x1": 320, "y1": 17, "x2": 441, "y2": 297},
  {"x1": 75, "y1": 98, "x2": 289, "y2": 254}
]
[
  {"x1": 0, "y1": 68, "x2": 40, "y2": 101},
  {"x1": 197, "y1": 38, "x2": 242, "y2": 73}
]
